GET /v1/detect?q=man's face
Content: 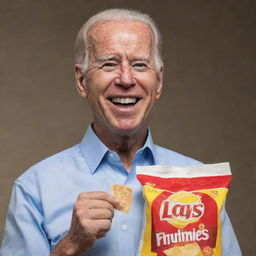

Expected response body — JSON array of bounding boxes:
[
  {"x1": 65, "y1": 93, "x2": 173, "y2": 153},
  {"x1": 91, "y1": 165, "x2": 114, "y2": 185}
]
[{"x1": 76, "y1": 20, "x2": 163, "y2": 134}]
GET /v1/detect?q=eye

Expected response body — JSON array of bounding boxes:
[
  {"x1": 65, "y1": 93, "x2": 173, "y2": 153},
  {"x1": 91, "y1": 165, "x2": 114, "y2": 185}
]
[
  {"x1": 101, "y1": 62, "x2": 118, "y2": 71},
  {"x1": 132, "y1": 62, "x2": 148, "y2": 71}
]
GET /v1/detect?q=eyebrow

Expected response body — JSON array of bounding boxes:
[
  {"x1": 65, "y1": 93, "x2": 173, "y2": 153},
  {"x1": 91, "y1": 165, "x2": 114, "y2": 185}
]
[
  {"x1": 96, "y1": 55, "x2": 151, "y2": 63},
  {"x1": 97, "y1": 55, "x2": 120, "y2": 62},
  {"x1": 132, "y1": 57, "x2": 150, "y2": 62}
]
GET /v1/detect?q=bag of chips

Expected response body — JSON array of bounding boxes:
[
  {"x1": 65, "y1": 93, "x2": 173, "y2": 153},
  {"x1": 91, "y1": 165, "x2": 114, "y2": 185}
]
[{"x1": 136, "y1": 162, "x2": 232, "y2": 256}]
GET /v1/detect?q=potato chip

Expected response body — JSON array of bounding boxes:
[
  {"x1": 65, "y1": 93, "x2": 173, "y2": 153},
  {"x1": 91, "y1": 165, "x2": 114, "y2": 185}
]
[
  {"x1": 202, "y1": 246, "x2": 213, "y2": 256},
  {"x1": 163, "y1": 243, "x2": 202, "y2": 256},
  {"x1": 111, "y1": 184, "x2": 132, "y2": 214}
]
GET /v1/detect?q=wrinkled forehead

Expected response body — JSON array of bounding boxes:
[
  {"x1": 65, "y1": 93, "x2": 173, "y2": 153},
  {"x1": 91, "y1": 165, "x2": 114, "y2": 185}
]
[{"x1": 87, "y1": 20, "x2": 154, "y2": 55}]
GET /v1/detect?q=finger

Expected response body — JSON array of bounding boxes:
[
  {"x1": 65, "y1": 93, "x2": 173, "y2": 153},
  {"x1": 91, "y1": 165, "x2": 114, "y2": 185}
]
[
  {"x1": 76, "y1": 198, "x2": 115, "y2": 214},
  {"x1": 75, "y1": 199, "x2": 115, "y2": 214},
  {"x1": 82, "y1": 219, "x2": 112, "y2": 238},
  {"x1": 94, "y1": 219, "x2": 112, "y2": 232},
  {"x1": 78, "y1": 191, "x2": 120, "y2": 209},
  {"x1": 73, "y1": 201, "x2": 115, "y2": 222},
  {"x1": 87, "y1": 208, "x2": 114, "y2": 220},
  {"x1": 96, "y1": 230, "x2": 108, "y2": 239},
  {"x1": 85, "y1": 199, "x2": 115, "y2": 212}
]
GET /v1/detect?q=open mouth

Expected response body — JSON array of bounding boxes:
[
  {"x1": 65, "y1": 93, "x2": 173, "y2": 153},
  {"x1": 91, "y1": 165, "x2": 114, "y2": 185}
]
[{"x1": 108, "y1": 97, "x2": 140, "y2": 106}]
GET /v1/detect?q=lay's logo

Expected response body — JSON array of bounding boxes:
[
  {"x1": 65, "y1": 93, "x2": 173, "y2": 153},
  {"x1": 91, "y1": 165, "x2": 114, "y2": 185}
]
[{"x1": 159, "y1": 191, "x2": 205, "y2": 228}]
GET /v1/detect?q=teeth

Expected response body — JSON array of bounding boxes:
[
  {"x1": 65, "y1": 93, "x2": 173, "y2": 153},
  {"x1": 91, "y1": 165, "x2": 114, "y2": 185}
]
[{"x1": 111, "y1": 97, "x2": 137, "y2": 104}]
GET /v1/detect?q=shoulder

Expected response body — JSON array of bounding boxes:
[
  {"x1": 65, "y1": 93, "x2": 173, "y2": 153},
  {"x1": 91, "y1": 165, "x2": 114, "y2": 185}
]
[
  {"x1": 154, "y1": 144, "x2": 202, "y2": 167},
  {"x1": 15, "y1": 144, "x2": 85, "y2": 191}
]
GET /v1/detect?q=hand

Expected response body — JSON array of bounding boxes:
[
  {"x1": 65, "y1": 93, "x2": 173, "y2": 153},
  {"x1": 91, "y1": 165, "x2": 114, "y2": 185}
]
[{"x1": 51, "y1": 191, "x2": 120, "y2": 256}]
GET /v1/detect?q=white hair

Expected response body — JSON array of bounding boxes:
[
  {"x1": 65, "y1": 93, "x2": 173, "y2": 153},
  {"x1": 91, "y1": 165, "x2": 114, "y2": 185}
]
[{"x1": 74, "y1": 8, "x2": 163, "y2": 73}]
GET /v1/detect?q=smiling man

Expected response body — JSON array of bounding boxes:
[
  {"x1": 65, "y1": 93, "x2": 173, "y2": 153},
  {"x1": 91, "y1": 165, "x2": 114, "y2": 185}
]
[
  {"x1": 75, "y1": 19, "x2": 162, "y2": 171},
  {"x1": 0, "y1": 9, "x2": 241, "y2": 256}
]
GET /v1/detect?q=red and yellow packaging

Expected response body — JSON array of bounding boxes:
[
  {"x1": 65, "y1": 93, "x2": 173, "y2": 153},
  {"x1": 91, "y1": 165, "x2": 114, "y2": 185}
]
[{"x1": 136, "y1": 162, "x2": 232, "y2": 256}]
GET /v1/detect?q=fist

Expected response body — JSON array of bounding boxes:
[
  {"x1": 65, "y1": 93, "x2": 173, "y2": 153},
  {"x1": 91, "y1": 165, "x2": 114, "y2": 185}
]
[{"x1": 66, "y1": 191, "x2": 120, "y2": 253}]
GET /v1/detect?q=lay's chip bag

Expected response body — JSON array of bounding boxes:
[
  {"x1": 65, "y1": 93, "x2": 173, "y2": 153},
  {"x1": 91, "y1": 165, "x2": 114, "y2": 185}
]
[{"x1": 136, "y1": 162, "x2": 232, "y2": 256}]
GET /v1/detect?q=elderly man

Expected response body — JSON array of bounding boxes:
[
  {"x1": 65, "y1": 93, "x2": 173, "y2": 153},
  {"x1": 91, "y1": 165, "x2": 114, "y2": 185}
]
[{"x1": 1, "y1": 8, "x2": 241, "y2": 256}]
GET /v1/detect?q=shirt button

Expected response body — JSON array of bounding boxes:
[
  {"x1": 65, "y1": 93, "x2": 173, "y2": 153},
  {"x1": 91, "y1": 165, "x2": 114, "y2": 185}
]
[
  {"x1": 122, "y1": 224, "x2": 128, "y2": 231},
  {"x1": 109, "y1": 153, "x2": 114, "y2": 158}
]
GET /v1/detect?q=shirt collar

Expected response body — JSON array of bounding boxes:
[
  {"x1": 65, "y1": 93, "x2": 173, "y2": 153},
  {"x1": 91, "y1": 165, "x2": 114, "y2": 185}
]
[
  {"x1": 79, "y1": 125, "x2": 156, "y2": 174},
  {"x1": 140, "y1": 129, "x2": 156, "y2": 163},
  {"x1": 79, "y1": 125, "x2": 109, "y2": 174}
]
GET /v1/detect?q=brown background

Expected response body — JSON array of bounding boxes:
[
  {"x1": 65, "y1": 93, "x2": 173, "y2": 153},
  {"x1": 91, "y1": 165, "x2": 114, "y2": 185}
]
[{"x1": 0, "y1": 0, "x2": 255, "y2": 255}]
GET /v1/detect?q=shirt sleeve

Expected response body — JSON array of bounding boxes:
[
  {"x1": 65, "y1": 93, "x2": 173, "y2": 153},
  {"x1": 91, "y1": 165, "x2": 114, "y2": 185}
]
[
  {"x1": 0, "y1": 180, "x2": 50, "y2": 256},
  {"x1": 221, "y1": 205, "x2": 242, "y2": 256}
]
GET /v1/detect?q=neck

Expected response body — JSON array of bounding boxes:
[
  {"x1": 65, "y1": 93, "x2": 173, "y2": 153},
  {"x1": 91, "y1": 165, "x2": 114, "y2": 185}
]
[{"x1": 92, "y1": 123, "x2": 148, "y2": 171}]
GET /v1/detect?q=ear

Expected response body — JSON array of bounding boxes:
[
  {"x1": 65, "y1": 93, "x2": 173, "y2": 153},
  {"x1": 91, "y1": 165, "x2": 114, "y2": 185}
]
[
  {"x1": 75, "y1": 64, "x2": 88, "y2": 98},
  {"x1": 156, "y1": 67, "x2": 163, "y2": 99}
]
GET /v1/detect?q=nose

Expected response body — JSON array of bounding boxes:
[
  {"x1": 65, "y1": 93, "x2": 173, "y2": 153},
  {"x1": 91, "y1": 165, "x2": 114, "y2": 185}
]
[{"x1": 115, "y1": 64, "x2": 135, "y2": 88}]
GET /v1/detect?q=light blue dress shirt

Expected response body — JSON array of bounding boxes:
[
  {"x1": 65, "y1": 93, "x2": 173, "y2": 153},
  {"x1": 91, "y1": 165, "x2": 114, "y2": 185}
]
[{"x1": 0, "y1": 126, "x2": 242, "y2": 256}]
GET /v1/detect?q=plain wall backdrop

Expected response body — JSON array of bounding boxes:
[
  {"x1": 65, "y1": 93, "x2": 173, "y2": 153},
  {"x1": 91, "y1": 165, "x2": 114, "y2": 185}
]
[{"x1": 0, "y1": 0, "x2": 255, "y2": 255}]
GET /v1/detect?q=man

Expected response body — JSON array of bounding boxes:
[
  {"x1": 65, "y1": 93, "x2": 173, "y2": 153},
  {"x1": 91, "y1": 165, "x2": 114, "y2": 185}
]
[{"x1": 0, "y1": 8, "x2": 241, "y2": 256}]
